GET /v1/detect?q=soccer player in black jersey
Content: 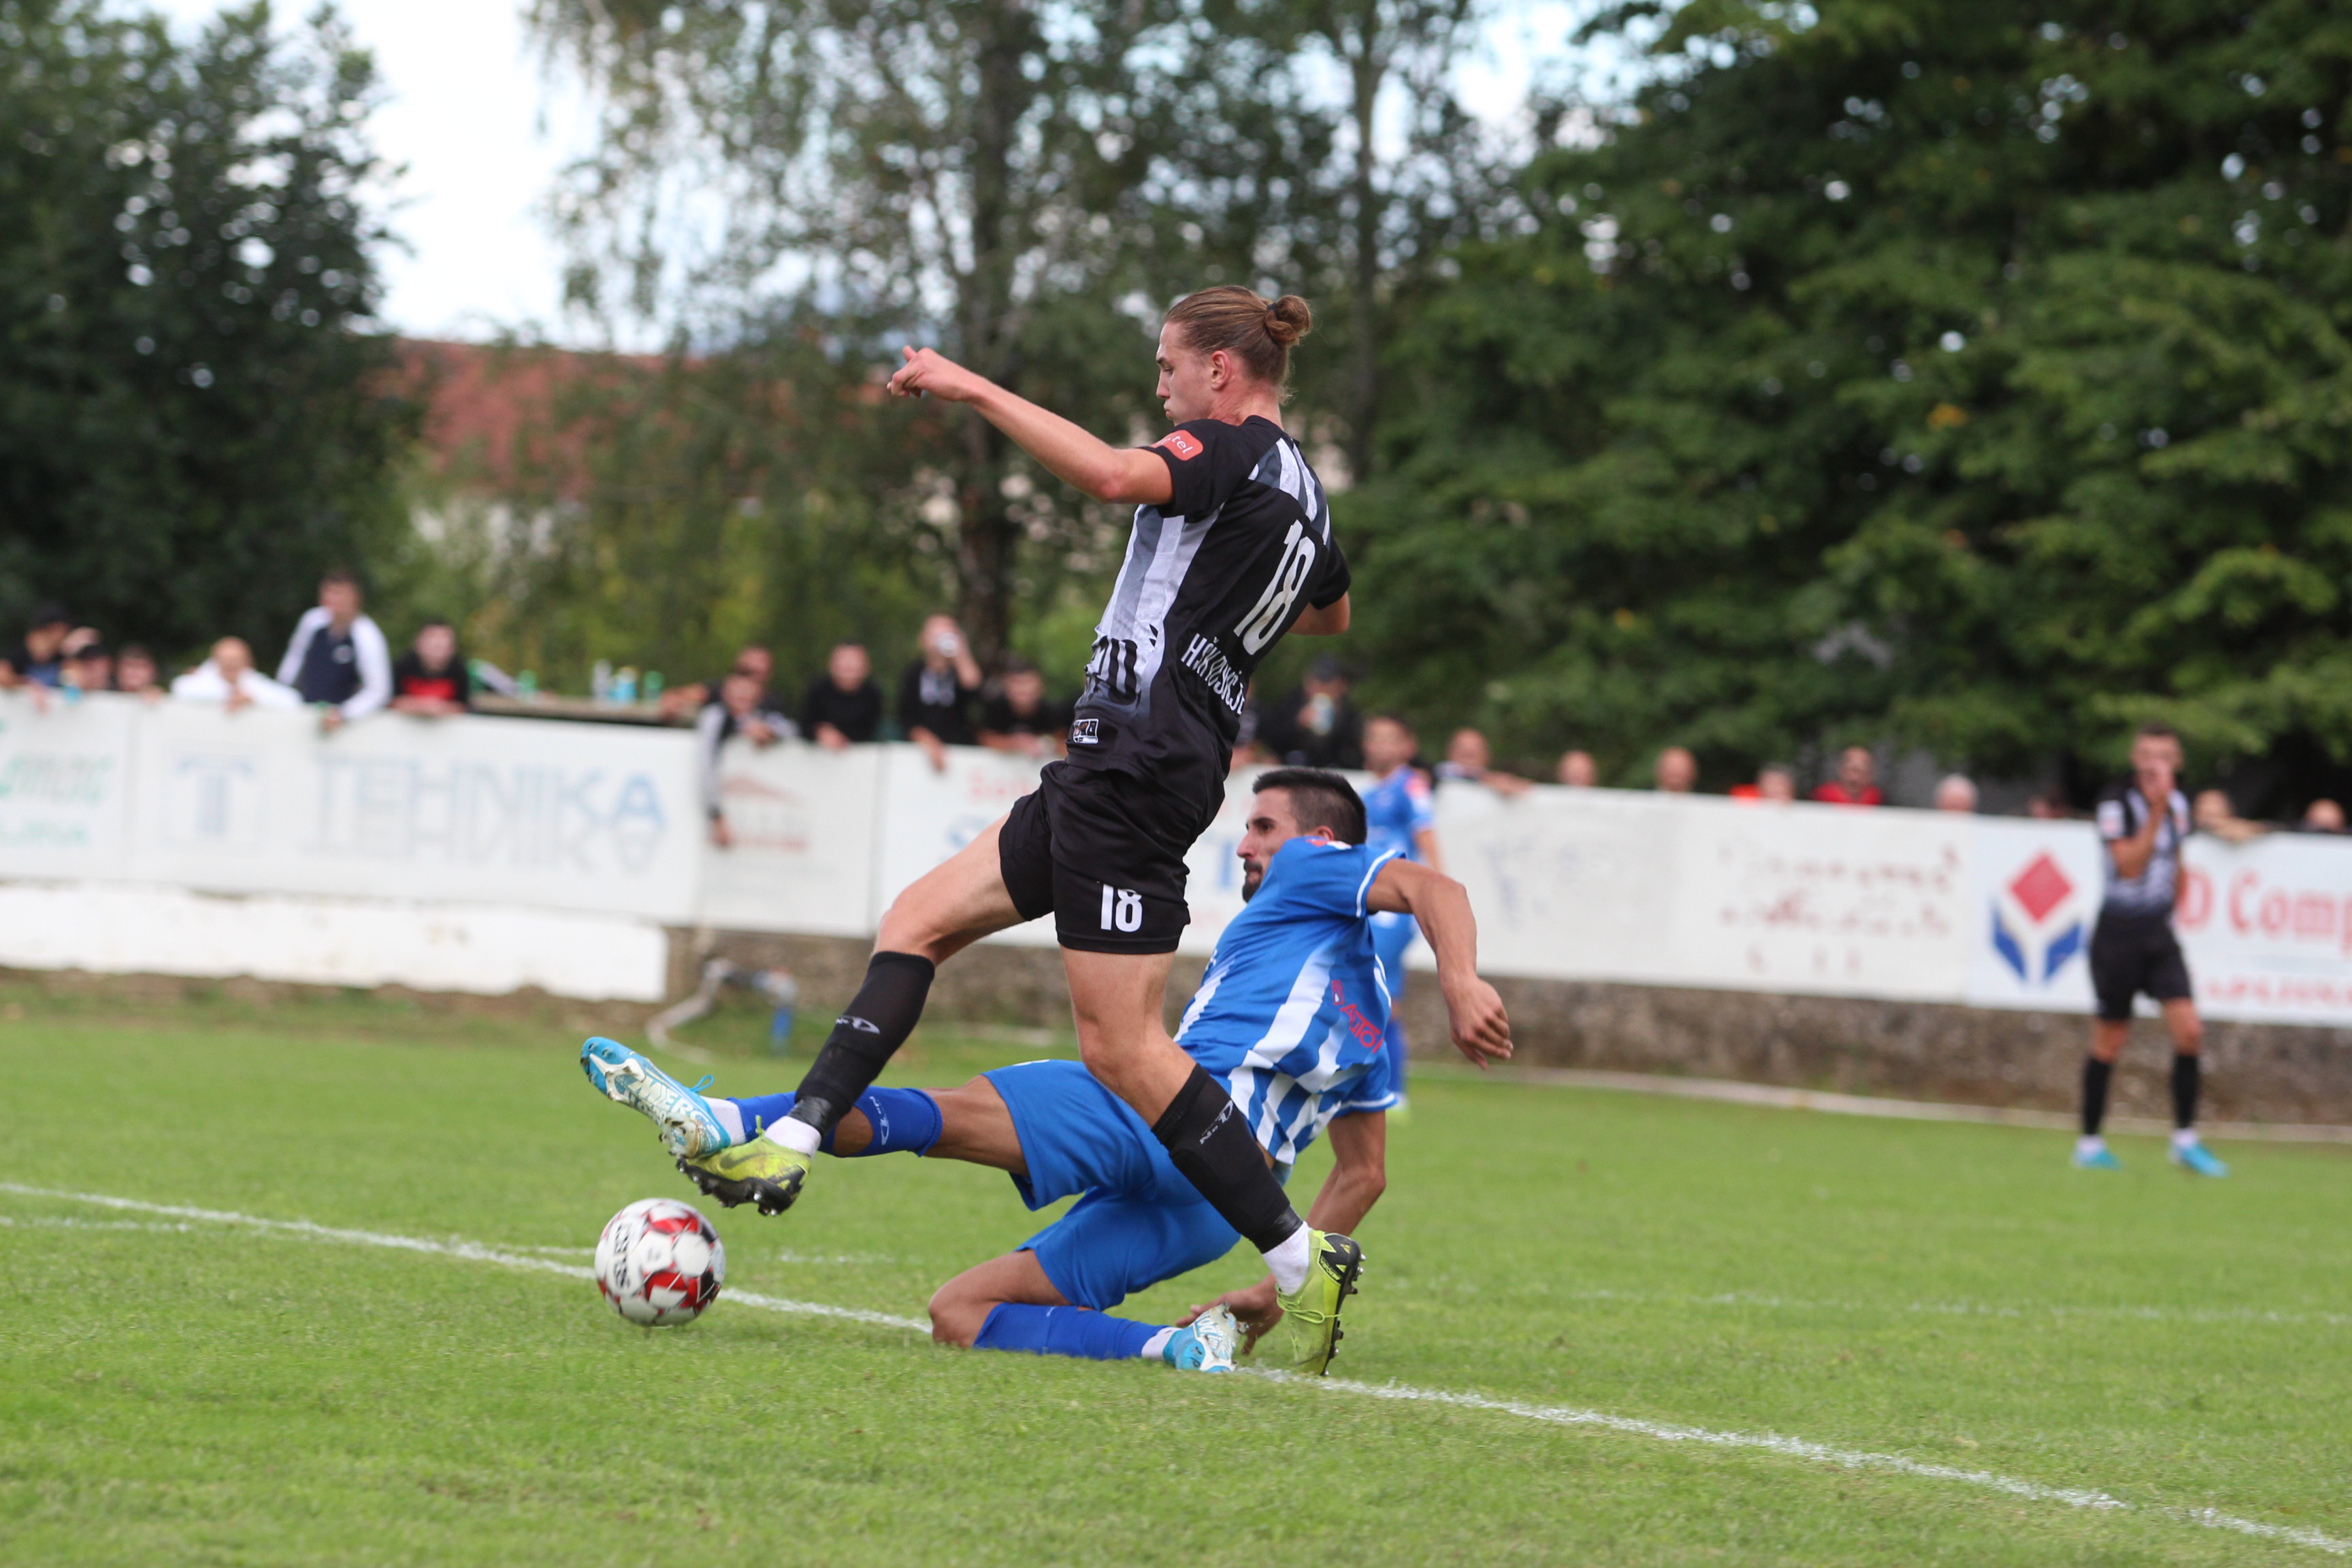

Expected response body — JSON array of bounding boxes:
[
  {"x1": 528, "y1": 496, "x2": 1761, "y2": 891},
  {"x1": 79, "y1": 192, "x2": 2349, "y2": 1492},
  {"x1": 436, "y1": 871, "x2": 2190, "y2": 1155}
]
[
  {"x1": 2075, "y1": 723, "x2": 2227, "y2": 1177},
  {"x1": 676, "y1": 287, "x2": 1371, "y2": 1371}
]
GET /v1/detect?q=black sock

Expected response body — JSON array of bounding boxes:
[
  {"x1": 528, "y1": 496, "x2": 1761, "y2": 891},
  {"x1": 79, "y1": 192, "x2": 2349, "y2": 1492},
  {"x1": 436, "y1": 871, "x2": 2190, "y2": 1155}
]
[
  {"x1": 2081, "y1": 1056, "x2": 2113, "y2": 1137},
  {"x1": 785, "y1": 952, "x2": 936, "y2": 1138},
  {"x1": 2171, "y1": 1053, "x2": 2200, "y2": 1131},
  {"x1": 1149, "y1": 1064, "x2": 1302, "y2": 1254}
]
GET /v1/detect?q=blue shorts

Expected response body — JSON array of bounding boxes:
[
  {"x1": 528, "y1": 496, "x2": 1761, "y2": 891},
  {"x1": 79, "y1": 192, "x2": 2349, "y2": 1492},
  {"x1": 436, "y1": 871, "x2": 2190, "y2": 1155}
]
[{"x1": 984, "y1": 1060, "x2": 1241, "y2": 1311}]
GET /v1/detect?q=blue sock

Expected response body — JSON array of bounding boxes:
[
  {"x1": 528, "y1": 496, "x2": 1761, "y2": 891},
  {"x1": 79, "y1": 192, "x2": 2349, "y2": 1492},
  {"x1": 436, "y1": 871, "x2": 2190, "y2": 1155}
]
[
  {"x1": 973, "y1": 1303, "x2": 1158, "y2": 1362},
  {"x1": 725, "y1": 1088, "x2": 942, "y2": 1156}
]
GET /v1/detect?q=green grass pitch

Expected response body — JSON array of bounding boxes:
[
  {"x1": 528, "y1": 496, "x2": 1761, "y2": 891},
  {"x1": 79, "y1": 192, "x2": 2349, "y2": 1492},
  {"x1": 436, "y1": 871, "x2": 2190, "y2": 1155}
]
[{"x1": 1, "y1": 983, "x2": 2346, "y2": 1565}]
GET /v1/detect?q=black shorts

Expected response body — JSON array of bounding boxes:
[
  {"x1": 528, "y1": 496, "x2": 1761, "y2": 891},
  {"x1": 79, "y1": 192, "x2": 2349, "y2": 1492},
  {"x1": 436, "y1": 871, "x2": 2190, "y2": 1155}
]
[
  {"x1": 2089, "y1": 909, "x2": 2193, "y2": 1022},
  {"x1": 998, "y1": 762, "x2": 1211, "y2": 955}
]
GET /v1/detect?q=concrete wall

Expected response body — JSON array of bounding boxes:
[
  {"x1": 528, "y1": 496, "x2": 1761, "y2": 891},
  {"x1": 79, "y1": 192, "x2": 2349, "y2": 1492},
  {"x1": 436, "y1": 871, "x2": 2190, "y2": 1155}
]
[{"x1": 681, "y1": 929, "x2": 2352, "y2": 1127}]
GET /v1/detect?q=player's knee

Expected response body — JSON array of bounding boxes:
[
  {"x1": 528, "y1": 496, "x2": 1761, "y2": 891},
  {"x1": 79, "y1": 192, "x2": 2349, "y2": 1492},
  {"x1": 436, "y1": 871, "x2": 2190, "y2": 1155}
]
[{"x1": 926, "y1": 1282, "x2": 986, "y2": 1348}]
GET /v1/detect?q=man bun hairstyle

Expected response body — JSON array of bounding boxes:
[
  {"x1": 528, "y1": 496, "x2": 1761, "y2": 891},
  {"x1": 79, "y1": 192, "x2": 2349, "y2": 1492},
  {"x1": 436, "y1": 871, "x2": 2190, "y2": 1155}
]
[
  {"x1": 1254, "y1": 768, "x2": 1367, "y2": 846},
  {"x1": 1164, "y1": 285, "x2": 1314, "y2": 394}
]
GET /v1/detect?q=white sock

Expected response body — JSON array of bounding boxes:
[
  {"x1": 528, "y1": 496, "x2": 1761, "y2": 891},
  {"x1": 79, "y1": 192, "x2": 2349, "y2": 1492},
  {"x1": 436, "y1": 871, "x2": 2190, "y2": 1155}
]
[
  {"x1": 1264, "y1": 1227, "x2": 1312, "y2": 1295},
  {"x1": 710, "y1": 1100, "x2": 746, "y2": 1143},
  {"x1": 2076, "y1": 1135, "x2": 2107, "y2": 1158},
  {"x1": 2172, "y1": 1128, "x2": 2200, "y2": 1152},
  {"x1": 766, "y1": 1117, "x2": 822, "y2": 1156},
  {"x1": 1139, "y1": 1327, "x2": 1177, "y2": 1362}
]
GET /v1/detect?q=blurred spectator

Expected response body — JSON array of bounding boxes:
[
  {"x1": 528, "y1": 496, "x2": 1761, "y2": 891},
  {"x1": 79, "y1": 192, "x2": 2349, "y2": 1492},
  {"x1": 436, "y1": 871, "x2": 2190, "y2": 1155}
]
[
  {"x1": 0, "y1": 602, "x2": 74, "y2": 689},
  {"x1": 64, "y1": 640, "x2": 112, "y2": 695},
  {"x1": 173, "y1": 638, "x2": 302, "y2": 711},
  {"x1": 2192, "y1": 789, "x2": 2266, "y2": 844},
  {"x1": 1260, "y1": 657, "x2": 1365, "y2": 770},
  {"x1": 803, "y1": 642, "x2": 884, "y2": 750},
  {"x1": 979, "y1": 658, "x2": 1071, "y2": 759},
  {"x1": 661, "y1": 645, "x2": 778, "y2": 721},
  {"x1": 900, "y1": 614, "x2": 984, "y2": 772},
  {"x1": 1731, "y1": 764, "x2": 1795, "y2": 803},
  {"x1": 1654, "y1": 746, "x2": 1697, "y2": 794},
  {"x1": 701, "y1": 671, "x2": 798, "y2": 847},
  {"x1": 391, "y1": 621, "x2": 474, "y2": 717},
  {"x1": 1556, "y1": 749, "x2": 1598, "y2": 787},
  {"x1": 2027, "y1": 789, "x2": 2072, "y2": 819},
  {"x1": 114, "y1": 645, "x2": 163, "y2": 700},
  {"x1": 1435, "y1": 726, "x2": 1531, "y2": 797},
  {"x1": 1934, "y1": 774, "x2": 1979, "y2": 813},
  {"x1": 2304, "y1": 798, "x2": 2347, "y2": 834},
  {"x1": 277, "y1": 570, "x2": 391, "y2": 730},
  {"x1": 1812, "y1": 745, "x2": 1882, "y2": 806},
  {"x1": 1229, "y1": 684, "x2": 1268, "y2": 770}
]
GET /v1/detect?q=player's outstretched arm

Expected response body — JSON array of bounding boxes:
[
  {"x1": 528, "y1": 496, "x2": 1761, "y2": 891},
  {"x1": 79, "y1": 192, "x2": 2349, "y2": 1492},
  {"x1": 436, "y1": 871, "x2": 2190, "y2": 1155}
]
[
  {"x1": 1366, "y1": 859, "x2": 1512, "y2": 1068},
  {"x1": 1183, "y1": 1111, "x2": 1387, "y2": 1352},
  {"x1": 887, "y1": 346, "x2": 1173, "y2": 505}
]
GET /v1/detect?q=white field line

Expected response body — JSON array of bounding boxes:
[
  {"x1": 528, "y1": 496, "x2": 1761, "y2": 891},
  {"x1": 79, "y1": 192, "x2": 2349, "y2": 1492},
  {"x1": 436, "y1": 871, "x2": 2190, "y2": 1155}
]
[
  {"x1": 1, "y1": 1182, "x2": 2341, "y2": 1557},
  {"x1": 1415, "y1": 1062, "x2": 2352, "y2": 1145}
]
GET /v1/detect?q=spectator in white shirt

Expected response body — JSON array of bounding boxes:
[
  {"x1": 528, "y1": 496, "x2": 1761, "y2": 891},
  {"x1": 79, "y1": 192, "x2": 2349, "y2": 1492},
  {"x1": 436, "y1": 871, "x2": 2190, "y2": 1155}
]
[
  {"x1": 172, "y1": 638, "x2": 303, "y2": 712},
  {"x1": 276, "y1": 570, "x2": 391, "y2": 730},
  {"x1": 700, "y1": 671, "x2": 798, "y2": 847}
]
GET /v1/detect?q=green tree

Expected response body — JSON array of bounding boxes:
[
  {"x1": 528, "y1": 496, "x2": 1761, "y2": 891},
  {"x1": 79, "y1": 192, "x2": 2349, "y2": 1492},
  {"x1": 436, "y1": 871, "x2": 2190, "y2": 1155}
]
[
  {"x1": 0, "y1": 0, "x2": 414, "y2": 661},
  {"x1": 1350, "y1": 0, "x2": 2352, "y2": 806}
]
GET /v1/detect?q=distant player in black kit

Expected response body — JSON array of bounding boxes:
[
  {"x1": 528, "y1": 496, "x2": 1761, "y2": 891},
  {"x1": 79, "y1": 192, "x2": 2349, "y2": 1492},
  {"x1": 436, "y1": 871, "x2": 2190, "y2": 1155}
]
[
  {"x1": 672, "y1": 287, "x2": 1379, "y2": 1371},
  {"x1": 2074, "y1": 723, "x2": 2227, "y2": 1177}
]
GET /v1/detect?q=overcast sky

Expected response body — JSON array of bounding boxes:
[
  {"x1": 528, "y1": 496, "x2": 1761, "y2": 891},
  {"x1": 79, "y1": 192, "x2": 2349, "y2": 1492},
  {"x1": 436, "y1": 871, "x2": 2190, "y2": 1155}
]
[{"x1": 152, "y1": 0, "x2": 1607, "y2": 348}]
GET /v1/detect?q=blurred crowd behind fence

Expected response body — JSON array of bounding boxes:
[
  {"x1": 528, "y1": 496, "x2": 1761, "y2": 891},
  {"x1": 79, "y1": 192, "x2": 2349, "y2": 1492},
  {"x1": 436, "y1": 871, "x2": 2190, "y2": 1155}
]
[{"x1": 1, "y1": 691, "x2": 2347, "y2": 1032}]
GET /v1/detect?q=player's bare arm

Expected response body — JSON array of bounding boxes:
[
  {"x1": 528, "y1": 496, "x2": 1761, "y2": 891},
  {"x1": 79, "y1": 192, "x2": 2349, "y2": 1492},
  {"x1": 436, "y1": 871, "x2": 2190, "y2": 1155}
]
[
  {"x1": 1290, "y1": 595, "x2": 1350, "y2": 636},
  {"x1": 1365, "y1": 858, "x2": 1512, "y2": 1067}
]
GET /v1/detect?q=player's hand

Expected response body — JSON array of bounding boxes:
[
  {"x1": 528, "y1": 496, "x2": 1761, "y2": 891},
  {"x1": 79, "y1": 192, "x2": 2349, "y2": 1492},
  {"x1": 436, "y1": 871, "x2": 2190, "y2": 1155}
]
[
  {"x1": 1441, "y1": 973, "x2": 1512, "y2": 1068},
  {"x1": 887, "y1": 346, "x2": 988, "y2": 403},
  {"x1": 1181, "y1": 1277, "x2": 1281, "y2": 1354}
]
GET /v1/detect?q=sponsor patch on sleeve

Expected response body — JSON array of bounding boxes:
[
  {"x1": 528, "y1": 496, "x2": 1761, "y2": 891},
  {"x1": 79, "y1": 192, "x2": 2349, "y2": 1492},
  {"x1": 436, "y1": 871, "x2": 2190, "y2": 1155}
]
[{"x1": 1155, "y1": 429, "x2": 1205, "y2": 461}]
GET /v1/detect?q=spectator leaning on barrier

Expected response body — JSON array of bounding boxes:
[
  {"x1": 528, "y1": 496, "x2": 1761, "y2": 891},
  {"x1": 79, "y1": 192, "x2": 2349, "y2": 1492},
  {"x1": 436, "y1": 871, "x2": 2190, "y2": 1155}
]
[
  {"x1": 899, "y1": 614, "x2": 983, "y2": 772},
  {"x1": 2191, "y1": 788, "x2": 2266, "y2": 844},
  {"x1": 1260, "y1": 655, "x2": 1365, "y2": 770},
  {"x1": 391, "y1": 620, "x2": 473, "y2": 717},
  {"x1": 2075, "y1": 722, "x2": 2226, "y2": 1178},
  {"x1": 64, "y1": 640, "x2": 112, "y2": 695},
  {"x1": 1435, "y1": 726, "x2": 1531, "y2": 796},
  {"x1": 803, "y1": 642, "x2": 884, "y2": 751},
  {"x1": 1812, "y1": 745, "x2": 1882, "y2": 806},
  {"x1": 114, "y1": 644, "x2": 163, "y2": 699},
  {"x1": 277, "y1": 570, "x2": 391, "y2": 731},
  {"x1": 1731, "y1": 763, "x2": 1795, "y2": 803},
  {"x1": 1556, "y1": 749, "x2": 1598, "y2": 787},
  {"x1": 1653, "y1": 746, "x2": 1697, "y2": 794},
  {"x1": 0, "y1": 602, "x2": 74, "y2": 689},
  {"x1": 700, "y1": 671, "x2": 798, "y2": 848},
  {"x1": 173, "y1": 637, "x2": 303, "y2": 711},
  {"x1": 977, "y1": 657, "x2": 1071, "y2": 759},
  {"x1": 1934, "y1": 774, "x2": 1978, "y2": 813}
]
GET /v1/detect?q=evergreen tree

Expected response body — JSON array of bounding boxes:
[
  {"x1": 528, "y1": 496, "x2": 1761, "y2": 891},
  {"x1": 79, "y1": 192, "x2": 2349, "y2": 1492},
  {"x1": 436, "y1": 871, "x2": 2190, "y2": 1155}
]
[
  {"x1": 1350, "y1": 0, "x2": 2352, "y2": 806},
  {"x1": 0, "y1": 0, "x2": 413, "y2": 662}
]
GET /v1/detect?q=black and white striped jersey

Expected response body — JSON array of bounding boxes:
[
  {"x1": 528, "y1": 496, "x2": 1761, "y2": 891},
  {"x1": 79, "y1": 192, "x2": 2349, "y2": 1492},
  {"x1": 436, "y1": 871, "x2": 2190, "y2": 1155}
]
[
  {"x1": 1066, "y1": 414, "x2": 1350, "y2": 814},
  {"x1": 2095, "y1": 783, "x2": 2191, "y2": 917}
]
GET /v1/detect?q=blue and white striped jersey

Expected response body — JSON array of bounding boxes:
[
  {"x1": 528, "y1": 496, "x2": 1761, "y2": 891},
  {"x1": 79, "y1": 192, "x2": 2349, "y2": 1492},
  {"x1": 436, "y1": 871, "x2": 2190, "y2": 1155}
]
[{"x1": 1176, "y1": 836, "x2": 1401, "y2": 1168}]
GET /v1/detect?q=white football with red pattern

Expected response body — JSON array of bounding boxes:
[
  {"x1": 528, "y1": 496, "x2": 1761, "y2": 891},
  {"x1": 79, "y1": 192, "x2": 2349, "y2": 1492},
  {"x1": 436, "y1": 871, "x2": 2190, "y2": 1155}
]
[{"x1": 593, "y1": 1198, "x2": 725, "y2": 1326}]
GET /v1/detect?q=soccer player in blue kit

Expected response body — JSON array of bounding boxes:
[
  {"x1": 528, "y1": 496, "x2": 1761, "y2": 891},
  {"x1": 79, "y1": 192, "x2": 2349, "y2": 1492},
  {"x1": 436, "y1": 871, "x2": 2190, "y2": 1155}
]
[
  {"x1": 1359, "y1": 714, "x2": 1443, "y2": 1115},
  {"x1": 583, "y1": 768, "x2": 1512, "y2": 1372}
]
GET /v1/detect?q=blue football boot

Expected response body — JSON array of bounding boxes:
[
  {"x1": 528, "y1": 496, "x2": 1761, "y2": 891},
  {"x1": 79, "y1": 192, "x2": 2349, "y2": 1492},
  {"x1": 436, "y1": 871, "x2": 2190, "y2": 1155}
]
[
  {"x1": 1161, "y1": 1305, "x2": 1239, "y2": 1373},
  {"x1": 580, "y1": 1036, "x2": 732, "y2": 1160},
  {"x1": 2072, "y1": 1140, "x2": 2122, "y2": 1171},
  {"x1": 2170, "y1": 1138, "x2": 2230, "y2": 1178}
]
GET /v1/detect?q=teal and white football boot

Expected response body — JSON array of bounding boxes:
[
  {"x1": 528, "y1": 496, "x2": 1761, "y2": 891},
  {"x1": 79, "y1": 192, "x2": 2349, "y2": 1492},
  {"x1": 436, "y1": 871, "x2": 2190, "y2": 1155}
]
[
  {"x1": 580, "y1": 1036, "x2": 732, "y2": 1160},
  {"x1": 2170, "y1": 1137, "x2": 2230, "y2": 1178},
  {"x1": 1161, "y1": 1305, "x2": 1240, "y2": 1373},
  {"x1": 2072, "y1": 1138, "x2": 2122, "y2": 1171}
]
